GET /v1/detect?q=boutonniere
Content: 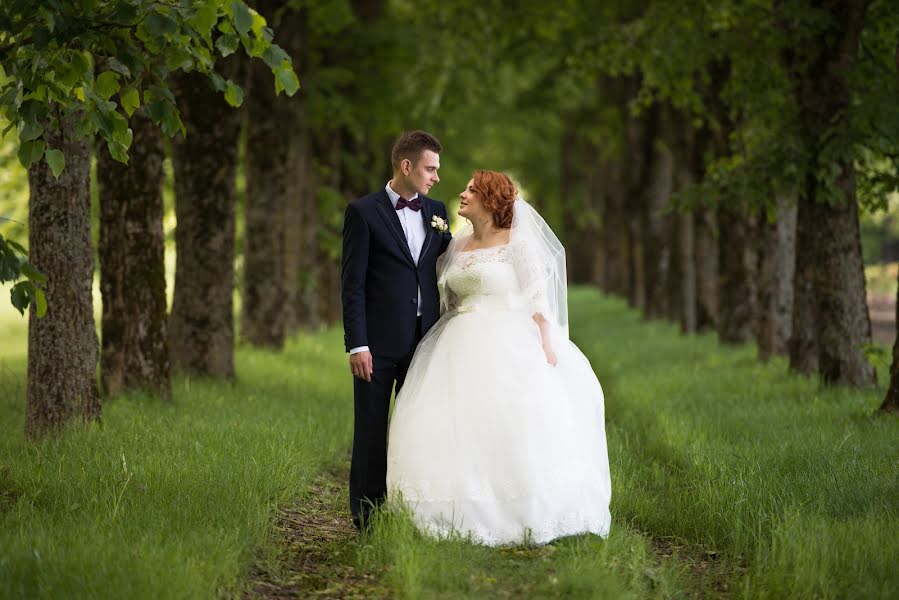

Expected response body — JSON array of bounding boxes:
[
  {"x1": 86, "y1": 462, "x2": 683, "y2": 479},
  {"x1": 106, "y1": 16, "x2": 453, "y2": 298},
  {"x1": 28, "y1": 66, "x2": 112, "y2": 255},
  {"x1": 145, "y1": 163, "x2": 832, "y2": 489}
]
[{"x1": 431, "y1": 215, "x2": 449, "y2": 233}]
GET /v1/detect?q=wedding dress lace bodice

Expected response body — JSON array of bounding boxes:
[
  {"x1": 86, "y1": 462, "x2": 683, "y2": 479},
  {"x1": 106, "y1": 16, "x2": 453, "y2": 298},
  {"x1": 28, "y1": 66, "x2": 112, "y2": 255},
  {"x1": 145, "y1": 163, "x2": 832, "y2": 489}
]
[{"x1": 442, "y1": 239, "x2": 550, "y2": 316}]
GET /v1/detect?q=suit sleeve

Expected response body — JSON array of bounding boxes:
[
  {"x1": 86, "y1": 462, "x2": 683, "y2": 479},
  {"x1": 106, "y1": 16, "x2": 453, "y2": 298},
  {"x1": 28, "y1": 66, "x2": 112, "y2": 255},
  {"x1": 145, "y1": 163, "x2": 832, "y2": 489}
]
[{"x1": 341, "y1": 203, "x2": 369, "y2": 351}]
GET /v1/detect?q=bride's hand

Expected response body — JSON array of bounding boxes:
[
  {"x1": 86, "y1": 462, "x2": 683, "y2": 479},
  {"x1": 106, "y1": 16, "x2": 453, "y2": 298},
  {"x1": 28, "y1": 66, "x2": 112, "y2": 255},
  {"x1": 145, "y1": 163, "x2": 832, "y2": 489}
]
[{"x1": 543, "y1": 345, "x2": 558, "y2": 366}]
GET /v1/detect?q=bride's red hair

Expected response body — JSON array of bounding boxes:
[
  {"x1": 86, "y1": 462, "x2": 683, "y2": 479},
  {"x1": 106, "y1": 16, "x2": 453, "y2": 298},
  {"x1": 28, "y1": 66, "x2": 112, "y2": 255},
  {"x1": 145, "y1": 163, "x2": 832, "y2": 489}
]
[{"x1": 472, "y1": 170, "x2": 517, "y2": 229}]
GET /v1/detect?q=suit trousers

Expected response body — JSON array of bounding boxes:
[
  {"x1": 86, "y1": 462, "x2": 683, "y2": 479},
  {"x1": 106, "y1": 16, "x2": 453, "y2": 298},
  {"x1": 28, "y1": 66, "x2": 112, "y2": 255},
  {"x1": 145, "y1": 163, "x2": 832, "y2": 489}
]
[{"x1": 350, "y1": 317, "x2": 422, "y2": 528}]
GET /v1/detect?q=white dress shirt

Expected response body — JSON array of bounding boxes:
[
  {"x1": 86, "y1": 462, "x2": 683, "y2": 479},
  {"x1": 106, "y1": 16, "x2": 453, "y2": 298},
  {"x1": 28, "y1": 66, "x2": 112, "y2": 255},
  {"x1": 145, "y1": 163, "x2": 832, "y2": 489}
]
[{"x1": 349, "y1": 182, "x2": 426, "y2": 355}]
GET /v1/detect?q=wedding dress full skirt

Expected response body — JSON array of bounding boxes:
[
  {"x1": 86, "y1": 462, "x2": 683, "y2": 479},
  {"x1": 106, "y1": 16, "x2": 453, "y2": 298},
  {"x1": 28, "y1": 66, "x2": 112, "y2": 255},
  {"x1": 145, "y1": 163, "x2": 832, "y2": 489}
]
[{"x1": 386, "y1": 306, "x2": 612, "y2": 546}]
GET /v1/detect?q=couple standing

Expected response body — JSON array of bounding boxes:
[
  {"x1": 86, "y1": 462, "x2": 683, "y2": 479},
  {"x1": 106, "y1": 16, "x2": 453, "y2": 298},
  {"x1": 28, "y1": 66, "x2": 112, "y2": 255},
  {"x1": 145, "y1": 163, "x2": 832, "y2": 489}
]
[{"x1": 341, "y1": 130, "x2": 611, "y2": 545}]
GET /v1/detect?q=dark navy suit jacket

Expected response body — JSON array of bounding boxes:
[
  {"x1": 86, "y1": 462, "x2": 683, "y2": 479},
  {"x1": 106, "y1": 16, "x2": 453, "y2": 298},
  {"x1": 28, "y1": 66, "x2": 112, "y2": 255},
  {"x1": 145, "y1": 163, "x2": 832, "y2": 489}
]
[{"x1": 341, "y1": 189, "x2": 452, "y2": 358}]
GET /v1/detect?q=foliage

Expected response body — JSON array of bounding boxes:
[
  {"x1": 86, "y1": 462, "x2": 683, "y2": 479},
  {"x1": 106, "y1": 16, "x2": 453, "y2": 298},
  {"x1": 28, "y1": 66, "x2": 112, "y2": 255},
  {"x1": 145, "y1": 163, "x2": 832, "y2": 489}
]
[
  {"x1": 0, "y1": 0, "x2": 299, "y2": 175},
  {"x1": 0, "y1": 231, "x2": 45, "y2": 316},
  {"x1": 596, "y1": 0, "x2": 899, "y2": 212}
]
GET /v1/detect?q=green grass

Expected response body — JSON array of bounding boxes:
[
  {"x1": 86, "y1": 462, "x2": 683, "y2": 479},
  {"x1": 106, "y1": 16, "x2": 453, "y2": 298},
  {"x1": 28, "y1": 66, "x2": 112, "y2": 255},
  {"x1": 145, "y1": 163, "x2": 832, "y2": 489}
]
[
  {"x1": 570, "y1": 290, "x2": 897, "y2": 599},
  {"x1": 0, "y1": 304, "x2": 352, "y2": 598},
  {"x1": 1, "y1": 288, "x2": 897, "y2": 598}
]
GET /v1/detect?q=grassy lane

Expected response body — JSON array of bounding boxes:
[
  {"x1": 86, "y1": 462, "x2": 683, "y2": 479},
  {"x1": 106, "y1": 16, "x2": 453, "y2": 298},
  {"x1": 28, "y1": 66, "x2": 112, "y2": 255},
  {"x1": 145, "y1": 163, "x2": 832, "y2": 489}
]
[
  {"x1": 569, "y1": 289, "x2": 898, "y2": 599},
  {"x1": 0, "y1": 313, "x2": 353, "y2": 599},
  {"x1": 2, "y1": 287, "x2": 897, "y2": 598}
]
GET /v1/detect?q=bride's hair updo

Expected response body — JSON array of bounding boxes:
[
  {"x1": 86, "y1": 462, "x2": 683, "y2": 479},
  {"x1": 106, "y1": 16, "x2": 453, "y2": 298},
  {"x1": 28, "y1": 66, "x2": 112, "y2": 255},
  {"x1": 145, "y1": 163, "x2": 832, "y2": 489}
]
[{"x1": 472, "y1": 170, "x2": 517, "y2": 229}]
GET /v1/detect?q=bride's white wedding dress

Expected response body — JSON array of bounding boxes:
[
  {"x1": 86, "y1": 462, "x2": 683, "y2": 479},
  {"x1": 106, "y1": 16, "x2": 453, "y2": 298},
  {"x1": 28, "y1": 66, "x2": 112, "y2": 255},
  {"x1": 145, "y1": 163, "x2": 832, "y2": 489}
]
[{"x1": 386, "y1": 204, "x2": 611, "y2": 546}]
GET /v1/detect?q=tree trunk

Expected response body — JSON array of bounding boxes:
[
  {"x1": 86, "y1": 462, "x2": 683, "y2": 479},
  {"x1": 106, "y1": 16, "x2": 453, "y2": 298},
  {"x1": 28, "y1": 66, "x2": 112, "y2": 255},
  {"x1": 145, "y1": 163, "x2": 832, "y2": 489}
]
[
  {"x1": 25, "y1": 111, "x2": 100, "y2": 438},
  {"x1": 625, "y1": 90, "x2": 650, "y2": 311},
  {"x1": 880, "y1": 273, "x2": 899, "y2": 412},
  {"x1": 806, "y1": 180, "x2": 874, "y2": 385},
  {"x1": 242, "y1": 1, "x2": 309, "y2": 344},
  {"x1": 757, "y1": 195, "x2": 796, "y2": 361},
  {"x1": 560, "y1": 127, "x2": 596, "y2": 285},
  {"x1": 676, "y1": 212, "x2": 697, "y2": 333},
  {"x1": 672, "y1": 119, "x2": 697, "y2": 334},
  {"x1": 717, "y1": 206, "x2": 758, "y2": 344},
  {"x1": 694, "y1": 206, "x2": 718, "y2": 331},
  {"x1": 642, "y1": 107, "x2": 674, "y2": 320},
  {"x1": 789, "y1": 194, "x2": 819, "y2": 373},
  {"x1": 791, "y1": 0, "x2": 874, "y2": 386},
  {"x1": 97, "y1": 110, "x2": 170, "y2": 398},
  {"x1": 878, "y1": 24, "x2": 899, "y2": 412},
  {"x1": 242, "y1": 58, "x2": 288, "y2": 347},
  {"x1": 293, "y1": 136, "x2": 321, "y2": 330},
  {"x1": 599, "y1": 150, "x2": 629, "y2": 297},
  {"x1": 169, "y1": 63, "x2": 244, "y2": 377}
]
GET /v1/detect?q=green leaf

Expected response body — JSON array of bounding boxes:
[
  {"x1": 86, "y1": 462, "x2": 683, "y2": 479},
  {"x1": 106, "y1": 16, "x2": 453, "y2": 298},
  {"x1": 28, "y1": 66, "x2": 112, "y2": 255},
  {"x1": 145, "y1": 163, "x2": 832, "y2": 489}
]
[
  {"x1": 20, "y1": 261, "x2": 47, "y2": 284},
  {"x1": 190, "y1": 3, "x2": 219, "y2": 45},
  {"x1": 20, "y1": 118, "x2": 44, "y2": 142},
  {"x1": 6, "y1": 239, "x2": 27, "y2": 255},
  {"x1": 96, "y1": 71, "x2": 121, "y2": 101},
  {"x1": 263, "y1": 45, "x2": 289, "y2": 69},
  {"x1": 144, "y1": 11, "x2": 178, "y2": 37},
  {"x1": 166, "y1": 48, "x2": 194, "y2": 72},
  {"x1": 18, "y1": 139, "x2": 46, "y2": 168},
  {"x1": 224, "y1": 80, "x2": 244, "y2": 107},
  {"x1": 275, "y1": 62, "x2": 300, "y2": 96},
  {"x1": 0, "y1": 252, "x2": 19, "y2": 282},
  {"x1": 10, "y1": 281, "x2": 30, "y2": 315},
  {"x1": 35, "y1": 288, "x2": 47, "y2": 318},
  {"x1": 108, "y1": 57, "x2": 132, "y2": 78},
  {"x1": 215, "y1": 32, "x2": 239, "y2": 57},
  {"x1": 208, "y1": 72, "x2": 227, "y2": 93},
  {"x1": 120, "y1": 86, "x2": 140, "y2": 117},
  {"x1": 45, "y1": 149, "x2": 65, "y2": 178},
  {"x1": 231, "y1": 1, "x2": 253, "y2": 35},
  {"x1": 106, "y1": 139, "x2": 130, "y2": 164}
]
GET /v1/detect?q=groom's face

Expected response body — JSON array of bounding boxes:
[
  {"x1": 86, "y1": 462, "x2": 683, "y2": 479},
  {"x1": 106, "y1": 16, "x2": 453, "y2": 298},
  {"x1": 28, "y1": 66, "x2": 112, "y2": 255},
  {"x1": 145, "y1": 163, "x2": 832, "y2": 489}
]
[{"x1": 403, "y1": 150, "x2": 441, "y2": 196}]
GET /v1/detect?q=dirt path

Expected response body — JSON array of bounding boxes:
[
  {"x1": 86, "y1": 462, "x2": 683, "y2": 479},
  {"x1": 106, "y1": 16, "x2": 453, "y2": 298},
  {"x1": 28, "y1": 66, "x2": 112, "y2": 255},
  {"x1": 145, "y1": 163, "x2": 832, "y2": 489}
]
[{"x1": 244, "y1": 465, "x2": 389, "y2": 599}]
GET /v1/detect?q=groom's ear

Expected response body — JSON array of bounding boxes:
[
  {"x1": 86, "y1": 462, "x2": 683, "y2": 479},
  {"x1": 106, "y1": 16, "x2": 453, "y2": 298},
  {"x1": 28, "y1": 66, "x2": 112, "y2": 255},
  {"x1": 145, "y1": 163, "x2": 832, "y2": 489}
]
[{"x1": 401, "y1": 158, "x2": 412, "y2": 175}]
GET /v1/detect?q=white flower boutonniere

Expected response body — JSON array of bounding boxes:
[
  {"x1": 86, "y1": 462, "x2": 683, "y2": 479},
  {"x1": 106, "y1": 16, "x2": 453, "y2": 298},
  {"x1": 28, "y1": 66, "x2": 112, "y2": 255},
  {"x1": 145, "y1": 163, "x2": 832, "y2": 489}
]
[{"x1": 431, "y1": 215, "x2": 449, "y2": 233}]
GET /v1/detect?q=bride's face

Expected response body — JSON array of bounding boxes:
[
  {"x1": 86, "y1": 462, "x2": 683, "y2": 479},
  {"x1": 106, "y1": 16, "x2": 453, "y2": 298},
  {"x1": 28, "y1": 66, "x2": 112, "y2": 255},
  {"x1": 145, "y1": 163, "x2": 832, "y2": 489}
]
[{"x1": 458, "y1": 179, "x2": 486, "y2": 220}]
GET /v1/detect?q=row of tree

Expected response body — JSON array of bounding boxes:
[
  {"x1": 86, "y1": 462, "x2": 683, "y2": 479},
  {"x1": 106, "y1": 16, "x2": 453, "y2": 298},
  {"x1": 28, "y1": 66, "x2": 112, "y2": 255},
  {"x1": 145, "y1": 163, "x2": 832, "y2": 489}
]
[
  {"x1": 2, "y1": 0, "x2": 898, "y2": 439},
  {"x1": 477, "y1": 0, "x2": 899, "y2": 410}
]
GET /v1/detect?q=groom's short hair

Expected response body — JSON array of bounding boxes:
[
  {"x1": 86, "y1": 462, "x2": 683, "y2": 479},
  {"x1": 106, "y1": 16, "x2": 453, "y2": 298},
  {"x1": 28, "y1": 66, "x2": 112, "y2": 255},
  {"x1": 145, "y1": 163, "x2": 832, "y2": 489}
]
[{"x1": 391, "y1": 130, "x2": 442, "y2": 171}]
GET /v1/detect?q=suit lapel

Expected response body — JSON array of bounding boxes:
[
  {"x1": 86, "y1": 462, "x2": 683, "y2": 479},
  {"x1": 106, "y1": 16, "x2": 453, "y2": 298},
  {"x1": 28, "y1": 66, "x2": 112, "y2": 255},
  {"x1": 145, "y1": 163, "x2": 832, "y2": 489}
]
[
  {"x1": 419, "y1": 198, "x2": 435, "y2": 262},
  {"x1": 374, "y1": 191, "x2": 416, "y2": 267}
]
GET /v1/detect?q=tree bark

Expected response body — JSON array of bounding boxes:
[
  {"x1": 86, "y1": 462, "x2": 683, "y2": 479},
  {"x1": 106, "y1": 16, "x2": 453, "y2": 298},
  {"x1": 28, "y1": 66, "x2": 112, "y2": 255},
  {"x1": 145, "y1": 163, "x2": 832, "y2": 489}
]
[
  {"x1": 757, "y1": 195, "x2": 796, "y2": 361},
  {"x1": 694, "y1": 206, "x2": 718, "y2": 331},
  {"x1": 878, "y1": 25, "x2": 899, "y2": 412},
  {"x1": 242, "y1": 36, "x2": 291, "y2": 346},
  {"x1": 97, "y1": 110, "x2": 170, "y2": 398},
  {"x1": 789, "y1": 195, "x2": 819, "y2": 374},
  {"x1": 806, "y1": 178, "x2": 874, "y2": 385},
  {"x1": 672, "y1": 119, "x2": 697, "y2": 334},
  {"x1": 625, "y1": 88, "x2": 650, "y2": 311},
  {"x1": 169, "y1": 62, "x2": 244, "y2": 378},
  {"x1": 642, "y1": 106, "x2": 674, "y2": 320},
  {"x1": 717, "y1": 206, "x2": 759, "y2": 344},
  {"x1": 790, "y1": 0, "x2": 874, "y2": 386},
  {"x1": 25, "y1": 111, "x2": 100, "y2": 438},
  {"x1": 560, "y1": 127, "x2": 597, "y2": 285},
  {"x1": 242, "y1": 1, "x2": 310, "y2": 344},
  {"x1": 880, "y1": 272, "x2": 899, "y2": 412}
]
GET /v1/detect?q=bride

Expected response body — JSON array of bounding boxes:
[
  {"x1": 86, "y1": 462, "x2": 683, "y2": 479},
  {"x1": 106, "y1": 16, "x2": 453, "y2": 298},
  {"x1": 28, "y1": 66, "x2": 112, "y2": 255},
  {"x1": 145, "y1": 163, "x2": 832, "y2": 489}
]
[{"x1": 385, "y1": 170, "x2": 611, "y2": 546}]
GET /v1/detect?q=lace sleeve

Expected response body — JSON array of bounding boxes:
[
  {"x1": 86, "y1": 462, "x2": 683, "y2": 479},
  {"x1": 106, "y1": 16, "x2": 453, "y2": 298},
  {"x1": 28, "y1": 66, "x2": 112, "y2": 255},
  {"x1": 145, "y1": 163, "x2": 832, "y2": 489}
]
[
  {"x1": 511, "y1": 238, "x2": 551, "y2": 318},
  {"x1": 442, "y1": 284, "x2": 459, "y2": 315}
]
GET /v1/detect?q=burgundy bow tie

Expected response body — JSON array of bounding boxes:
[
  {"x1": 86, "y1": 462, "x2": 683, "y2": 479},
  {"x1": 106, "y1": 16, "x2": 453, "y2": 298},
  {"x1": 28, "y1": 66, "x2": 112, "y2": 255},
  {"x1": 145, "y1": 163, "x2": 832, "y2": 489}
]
[{"x1": 396, "y1": 196, "x2": 422, "y2": 211}]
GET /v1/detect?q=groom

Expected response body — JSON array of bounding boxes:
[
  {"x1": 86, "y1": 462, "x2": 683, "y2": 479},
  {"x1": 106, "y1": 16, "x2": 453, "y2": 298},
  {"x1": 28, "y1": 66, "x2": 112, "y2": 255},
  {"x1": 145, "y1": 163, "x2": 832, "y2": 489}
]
[{"x1": 341, "y1": 130, "x2": 452, "y2": 530}]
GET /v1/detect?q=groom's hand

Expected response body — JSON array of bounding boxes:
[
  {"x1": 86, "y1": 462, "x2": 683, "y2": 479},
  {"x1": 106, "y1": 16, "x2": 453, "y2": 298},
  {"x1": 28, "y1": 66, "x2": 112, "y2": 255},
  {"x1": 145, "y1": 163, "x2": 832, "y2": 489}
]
[{"x1": 350, "y1": 351, "x2": 373, "y2": 382}]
